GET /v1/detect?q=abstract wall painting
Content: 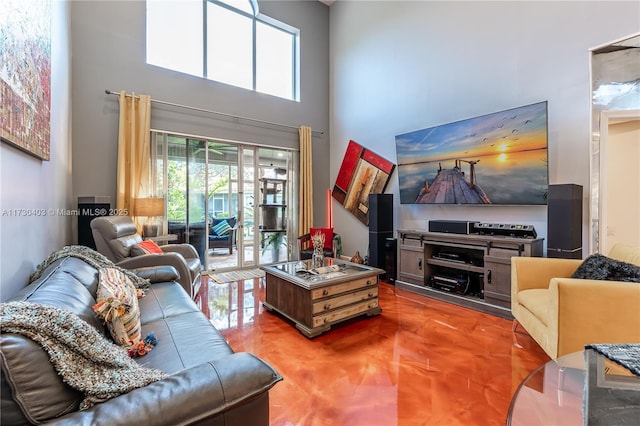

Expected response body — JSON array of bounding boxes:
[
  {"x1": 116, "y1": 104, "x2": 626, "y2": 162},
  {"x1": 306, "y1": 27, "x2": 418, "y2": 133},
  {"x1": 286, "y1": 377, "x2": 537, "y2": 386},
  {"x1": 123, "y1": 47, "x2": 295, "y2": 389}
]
[
  {"x1": 0, "y1": 0, "x2": 52, "y2": 160},
  {"x1": 333, "y1": 140, "x2": 395, "y2": 226}
]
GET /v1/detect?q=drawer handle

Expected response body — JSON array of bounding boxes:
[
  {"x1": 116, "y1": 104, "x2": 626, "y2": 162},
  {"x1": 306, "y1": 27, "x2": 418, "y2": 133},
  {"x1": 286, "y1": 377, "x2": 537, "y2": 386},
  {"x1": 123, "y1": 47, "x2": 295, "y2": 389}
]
[
  {"x1": 324, "y1": 303, "x2": 331, "y2": 310},
  {"x1": 322, "y1": 289, "x2": 329, "y2": 296},
  {"x1": 368, "y1": 303, "x2": 375, "y2": 309},
  {"x1": 324, "y1": 318, "x2": 331, "y2": 324},
  {"x1": 368, "y1": 292, "x2": 374, "y2": 298},
  {"x1": 366, "y1": 280, "x2": 372, "y2": 285}
]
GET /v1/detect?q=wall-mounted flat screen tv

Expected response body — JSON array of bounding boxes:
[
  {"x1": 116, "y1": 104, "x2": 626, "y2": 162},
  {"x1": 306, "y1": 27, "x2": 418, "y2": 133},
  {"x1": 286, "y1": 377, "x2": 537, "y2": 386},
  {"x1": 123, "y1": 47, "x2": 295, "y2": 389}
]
[{"x1": 395, "y1": 101, "x2": 548, "y2": 205}]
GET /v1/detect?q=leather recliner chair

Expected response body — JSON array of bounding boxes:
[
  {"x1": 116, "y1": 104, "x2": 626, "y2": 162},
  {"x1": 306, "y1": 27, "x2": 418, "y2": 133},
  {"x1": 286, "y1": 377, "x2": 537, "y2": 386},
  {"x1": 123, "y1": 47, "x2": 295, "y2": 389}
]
[{"x1": 91, "y1": 215, "x2": 202, "y2": 299}]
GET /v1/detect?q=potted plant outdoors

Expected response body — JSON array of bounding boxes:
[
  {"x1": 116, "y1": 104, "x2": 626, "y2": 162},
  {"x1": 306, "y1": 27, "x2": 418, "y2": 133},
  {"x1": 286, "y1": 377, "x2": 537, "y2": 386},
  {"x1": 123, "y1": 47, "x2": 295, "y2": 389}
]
[{"x1": 261, "y1": 231, "x2": 287, "y2": 262}]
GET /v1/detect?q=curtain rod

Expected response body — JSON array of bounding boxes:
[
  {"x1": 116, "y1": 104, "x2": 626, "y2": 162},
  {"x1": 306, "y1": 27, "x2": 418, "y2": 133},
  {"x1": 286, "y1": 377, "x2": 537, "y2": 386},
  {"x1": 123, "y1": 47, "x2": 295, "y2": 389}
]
[{"x1": 105, "y1": 89, "x2": 324, "y2": 135}]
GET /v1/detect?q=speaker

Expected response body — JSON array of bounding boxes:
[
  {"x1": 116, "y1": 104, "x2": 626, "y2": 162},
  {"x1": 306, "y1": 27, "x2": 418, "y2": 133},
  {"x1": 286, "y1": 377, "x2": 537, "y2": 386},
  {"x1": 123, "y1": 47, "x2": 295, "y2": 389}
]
[
  {"x1": 368, "y1": 193, "x2": 393, "y2": 232},
  {"x1": 77, "y1": 196, "x2": 110, "y2": 249},
  {"x1": 547, "y1": 184, "x2": 582, "y2": 259},
  {"x1": 429, "y1": 220, "x2": 475, "y2": 235},
  {"x1": 369, "y1": 231, "x2": 393, "y2": 269},
  {"x1": 383, "y1": 238, "x2": 397, "y2": 283}
]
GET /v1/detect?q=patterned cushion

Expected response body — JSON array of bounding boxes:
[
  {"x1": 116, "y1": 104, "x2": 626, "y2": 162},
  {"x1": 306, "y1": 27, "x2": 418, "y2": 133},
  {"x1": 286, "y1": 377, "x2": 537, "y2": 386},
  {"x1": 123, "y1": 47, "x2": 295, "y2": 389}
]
[
  {"x1": 212, "y1": 219, "x2": 232, "y2": 236},
  {"x1": 93, "y1": 268, "x2": 143, "y2": 347}
]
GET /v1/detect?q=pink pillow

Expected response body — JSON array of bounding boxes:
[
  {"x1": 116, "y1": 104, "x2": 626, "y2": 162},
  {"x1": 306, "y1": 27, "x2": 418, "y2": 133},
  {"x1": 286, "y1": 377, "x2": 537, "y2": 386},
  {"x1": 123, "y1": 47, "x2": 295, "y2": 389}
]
[{"x1": 310, "y1": 228, "x2": 334, "y2": 250}]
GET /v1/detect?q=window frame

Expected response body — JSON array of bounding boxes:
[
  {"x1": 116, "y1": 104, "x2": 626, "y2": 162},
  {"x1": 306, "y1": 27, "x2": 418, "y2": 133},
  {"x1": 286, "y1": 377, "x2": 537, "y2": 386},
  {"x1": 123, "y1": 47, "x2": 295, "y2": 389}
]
[{"x1": 146, "y1": 0, "x2": 300, "y2": 101}]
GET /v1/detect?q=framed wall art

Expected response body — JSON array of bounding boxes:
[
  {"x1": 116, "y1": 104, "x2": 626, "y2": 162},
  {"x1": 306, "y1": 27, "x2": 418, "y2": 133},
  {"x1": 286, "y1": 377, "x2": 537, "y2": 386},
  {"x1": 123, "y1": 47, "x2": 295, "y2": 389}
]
[
  {"x1": 333, "y1": 140, "x2": 395, "y2": 225},
  {"x1": 0, "y1": 0, "x2": 52, "y2": 161}
]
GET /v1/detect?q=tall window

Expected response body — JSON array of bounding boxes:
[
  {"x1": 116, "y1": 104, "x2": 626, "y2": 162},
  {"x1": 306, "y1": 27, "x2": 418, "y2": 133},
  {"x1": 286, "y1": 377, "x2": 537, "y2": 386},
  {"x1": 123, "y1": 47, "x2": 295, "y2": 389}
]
[{"x1": 146, "y1": 0, "x2": 299, "y2": 101}]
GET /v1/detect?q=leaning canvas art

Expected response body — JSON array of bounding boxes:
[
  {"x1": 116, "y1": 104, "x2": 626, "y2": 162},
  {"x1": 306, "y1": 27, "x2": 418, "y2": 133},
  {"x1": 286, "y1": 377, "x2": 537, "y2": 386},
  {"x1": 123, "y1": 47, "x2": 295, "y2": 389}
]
[
  {"x1": 333, "y1": 140, "x2": 395, "y2": 225},
  {"x1": 395, "y1": 101, "x2": 548, "y2": 205},
  {"x1": 0, "y1": 0, "x2": 52, "y2": 160}
]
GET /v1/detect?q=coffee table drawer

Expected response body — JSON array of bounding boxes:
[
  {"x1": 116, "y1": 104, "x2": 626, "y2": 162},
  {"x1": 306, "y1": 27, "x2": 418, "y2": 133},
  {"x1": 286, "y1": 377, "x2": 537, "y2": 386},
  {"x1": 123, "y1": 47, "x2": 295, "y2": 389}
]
[
  {"x1": 312, "y1": 299, "x2": 379, "y2": 328},
  {"x1": 312, "y1": 287, "x2": 378, "y2": 314},
  {"x1": 310, "y1": 276, "x2": 378, "y2": 300}
]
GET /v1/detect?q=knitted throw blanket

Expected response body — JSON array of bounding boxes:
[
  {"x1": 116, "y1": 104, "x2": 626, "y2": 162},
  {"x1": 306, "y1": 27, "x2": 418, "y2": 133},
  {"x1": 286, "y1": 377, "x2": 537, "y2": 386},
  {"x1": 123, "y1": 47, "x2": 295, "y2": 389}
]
[
  {"x1": 29, "y1": 245, "x2": 150, "y2": 289},
  {"x1": 0, "y1": 301, "x2": 167, "y2": 410}
]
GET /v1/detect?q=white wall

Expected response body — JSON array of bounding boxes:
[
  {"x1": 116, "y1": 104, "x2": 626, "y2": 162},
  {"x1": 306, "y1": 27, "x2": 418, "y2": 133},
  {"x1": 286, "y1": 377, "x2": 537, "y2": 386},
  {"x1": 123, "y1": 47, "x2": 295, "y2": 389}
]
[
  {"x1": 602, "y1": 118, "x2": 640, "y2": 254},
  {"x1": 70, "y1": 0, "x2": 330, "y2": 230},
  {"x1": 0, "y1": 1, "x2": 72, "y2": 300},
  {"x1": 329, "y1": 1, "x2": 640, "y2": 258}
]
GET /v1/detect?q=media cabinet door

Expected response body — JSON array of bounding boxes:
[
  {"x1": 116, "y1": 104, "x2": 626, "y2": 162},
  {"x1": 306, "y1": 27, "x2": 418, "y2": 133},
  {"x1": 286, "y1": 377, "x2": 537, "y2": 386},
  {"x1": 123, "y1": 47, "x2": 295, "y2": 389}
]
[
  {"x1": 483, "y1": 255, "x2": 511, "y2": 308},
  {"x1": 398, "y1": 240, "x2": 424, "y2": 285}
]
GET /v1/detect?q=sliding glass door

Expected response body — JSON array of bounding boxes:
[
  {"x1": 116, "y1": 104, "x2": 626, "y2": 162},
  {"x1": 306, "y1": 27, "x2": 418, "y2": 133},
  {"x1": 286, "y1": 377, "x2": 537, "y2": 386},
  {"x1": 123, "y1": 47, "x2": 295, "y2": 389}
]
[{"x1": 153, "y1": 131, "x2": 295, "y2": 271}]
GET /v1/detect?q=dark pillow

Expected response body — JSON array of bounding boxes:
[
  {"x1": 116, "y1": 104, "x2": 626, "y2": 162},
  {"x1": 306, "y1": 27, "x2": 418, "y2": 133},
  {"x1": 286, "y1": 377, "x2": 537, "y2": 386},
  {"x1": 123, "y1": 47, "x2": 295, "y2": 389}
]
[{"x1": 571, "y1": 254, "x2": 640, "y2": 282}]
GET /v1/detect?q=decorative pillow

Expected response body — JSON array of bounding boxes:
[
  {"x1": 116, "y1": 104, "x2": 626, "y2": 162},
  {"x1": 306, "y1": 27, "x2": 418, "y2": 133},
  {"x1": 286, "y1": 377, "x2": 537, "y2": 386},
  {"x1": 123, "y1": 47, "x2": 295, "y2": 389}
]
[
  {"x1": 130, "y1": 239, "x2": 163, "y2": 256},
  {"x1": 310, "y1": 227, "x2": 334, "y2": 250},
  {"x1": 93, "y1": 268, "x2": 157, "y2": 357},
  {"x1": 571, "y1": 254, "x2": 640, "y2": 282},
  {"x1": 212, "y1": 219, "x2": 232, "y2": 236}
]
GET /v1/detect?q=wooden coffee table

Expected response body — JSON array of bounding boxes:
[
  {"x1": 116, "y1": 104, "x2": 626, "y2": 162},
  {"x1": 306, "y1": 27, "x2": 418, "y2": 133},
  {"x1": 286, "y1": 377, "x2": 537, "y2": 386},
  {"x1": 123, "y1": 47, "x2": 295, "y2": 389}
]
[{"x1": 262, "y1": 258, "x2": 384, "y2": 338}]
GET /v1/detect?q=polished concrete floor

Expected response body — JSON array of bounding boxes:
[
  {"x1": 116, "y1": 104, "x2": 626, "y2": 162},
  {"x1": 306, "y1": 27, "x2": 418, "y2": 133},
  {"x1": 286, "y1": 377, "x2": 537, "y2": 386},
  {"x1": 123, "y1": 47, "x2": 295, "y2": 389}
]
[{"x1": 202, "y1": 277, "x2": 550, "y2": 426}]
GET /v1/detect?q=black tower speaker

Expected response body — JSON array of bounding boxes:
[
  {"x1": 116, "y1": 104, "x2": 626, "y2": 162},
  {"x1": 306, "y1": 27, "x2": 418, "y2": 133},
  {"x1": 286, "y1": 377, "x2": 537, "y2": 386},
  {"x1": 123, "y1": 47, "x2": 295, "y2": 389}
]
[
  {"x1": 368, "y1": 193, "x2": 393, "y2": 232},
  {"x1": 77, "y1": 196, "x2": 110, "y2": 249},
  {"x1": 368, "y1": 194, "x2": 393, "y2": 268},
  {"x1": 547, "y1": 184, "x2": 582, "y2": 259},
  {"x1": 383, "y1": 238, "x2": 397, "y2": 283}
]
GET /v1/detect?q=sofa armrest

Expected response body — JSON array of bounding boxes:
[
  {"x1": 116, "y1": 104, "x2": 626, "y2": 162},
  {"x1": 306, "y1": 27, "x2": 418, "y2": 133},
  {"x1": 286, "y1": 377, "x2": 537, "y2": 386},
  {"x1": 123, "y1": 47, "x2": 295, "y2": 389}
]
[
  {"x1": 549, "y1": 278, "x2": 640, "y2": 357},
  {"x1": 511, "y1": 256, "x2": 582, "y2": 293},
  {"x1": 116, "y1": 253, "x2": 192, "y2": 295},
  {"x1": 131, "y1": 265, "x2": 180, "y2": 283},
  {"x1": 47, "y1": 353, "x2": 282, "y2": 426}
]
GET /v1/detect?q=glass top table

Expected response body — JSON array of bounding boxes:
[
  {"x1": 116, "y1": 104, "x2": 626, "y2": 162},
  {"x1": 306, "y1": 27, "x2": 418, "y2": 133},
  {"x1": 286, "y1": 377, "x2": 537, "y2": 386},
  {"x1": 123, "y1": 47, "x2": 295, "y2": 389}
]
[
  {"x1": 507, "y1": 348, "x2": 640, "y2": 425},
  {"x1": 262, "y1": 257, "x2": 384, "y2": 289}
]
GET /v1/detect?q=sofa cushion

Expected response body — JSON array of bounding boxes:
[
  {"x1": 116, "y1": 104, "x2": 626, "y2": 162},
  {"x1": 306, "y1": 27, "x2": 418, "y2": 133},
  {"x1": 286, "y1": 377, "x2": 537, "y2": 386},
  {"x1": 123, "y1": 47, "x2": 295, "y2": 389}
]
[
  {"x1": 0, "y1": 334, "x2": 84, "y2": 423},
  {"x1": 8, "y1": 257, "x2": 106, "y2": 335},
  {"x1": 93, "y1": 268, "x2": 143, "y2": 347},
  {"x1": 212, "y1": 220, "x2": 232, "y2": 236},
  {"x1": 138, "y1": 282, "x2": 200, "y2": 325},
  {"x1": 517, "y1": 288, "x2": 551, "y2": 326},
  {"x1": 571, "y1": 254, "x2": 640, "y2": 282},
  {"x1": 139, "y1": 312, "x2": 234, "y2": 373},
  {"x1": 131, "y1": 240, "x2": 164, "y2": 256}
]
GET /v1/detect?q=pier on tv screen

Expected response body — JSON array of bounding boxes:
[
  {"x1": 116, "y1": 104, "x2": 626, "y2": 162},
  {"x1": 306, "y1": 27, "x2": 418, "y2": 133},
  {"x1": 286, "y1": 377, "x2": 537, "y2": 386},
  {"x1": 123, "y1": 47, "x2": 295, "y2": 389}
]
[{"x1": 394, "y1": 101, "x2": 549, "y2": 205}]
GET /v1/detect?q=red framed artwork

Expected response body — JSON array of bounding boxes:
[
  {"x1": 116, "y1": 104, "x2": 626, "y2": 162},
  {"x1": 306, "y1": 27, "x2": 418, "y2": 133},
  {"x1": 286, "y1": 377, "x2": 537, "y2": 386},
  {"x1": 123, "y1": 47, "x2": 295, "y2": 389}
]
[{"x1": 333, "y1": 140, "x2": 395, "y2": 225}]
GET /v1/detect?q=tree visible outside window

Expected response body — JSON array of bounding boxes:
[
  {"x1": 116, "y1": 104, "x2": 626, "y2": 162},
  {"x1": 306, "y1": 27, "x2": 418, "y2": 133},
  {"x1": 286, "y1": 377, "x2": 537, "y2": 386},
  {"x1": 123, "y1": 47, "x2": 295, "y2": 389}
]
[{"x1": 146, "y1": 0, "x2": 299, "y2": 101}]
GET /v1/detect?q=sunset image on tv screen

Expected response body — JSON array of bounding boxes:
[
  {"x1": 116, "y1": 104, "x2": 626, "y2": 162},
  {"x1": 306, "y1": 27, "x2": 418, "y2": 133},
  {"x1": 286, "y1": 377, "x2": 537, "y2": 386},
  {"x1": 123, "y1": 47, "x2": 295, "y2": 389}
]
[{"x1": 395, "y1": 101, "x2": 548, "y2": 205}]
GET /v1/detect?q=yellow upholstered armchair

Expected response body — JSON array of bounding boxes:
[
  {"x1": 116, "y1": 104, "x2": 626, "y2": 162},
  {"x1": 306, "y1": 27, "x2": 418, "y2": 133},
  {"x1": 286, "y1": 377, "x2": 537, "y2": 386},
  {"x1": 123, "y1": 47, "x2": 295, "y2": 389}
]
[{"x1": 511, "y1": 243, "x2": 640, "y2": 359}]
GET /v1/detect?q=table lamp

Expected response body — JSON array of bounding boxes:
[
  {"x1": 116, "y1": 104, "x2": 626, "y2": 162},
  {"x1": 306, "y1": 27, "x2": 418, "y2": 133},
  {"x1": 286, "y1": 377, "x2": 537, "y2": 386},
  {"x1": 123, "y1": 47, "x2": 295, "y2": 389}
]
[{"x1": 134, "y1": 197, "x2": 164, "y2": 237}]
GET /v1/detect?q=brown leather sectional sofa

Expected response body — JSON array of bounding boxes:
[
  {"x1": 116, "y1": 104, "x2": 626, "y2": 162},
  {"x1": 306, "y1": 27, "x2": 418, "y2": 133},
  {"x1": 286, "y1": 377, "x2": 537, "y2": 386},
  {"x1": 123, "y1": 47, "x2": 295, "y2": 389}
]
[{"x1": 1, "y1": 255, "x2": 282, "y2": 425}]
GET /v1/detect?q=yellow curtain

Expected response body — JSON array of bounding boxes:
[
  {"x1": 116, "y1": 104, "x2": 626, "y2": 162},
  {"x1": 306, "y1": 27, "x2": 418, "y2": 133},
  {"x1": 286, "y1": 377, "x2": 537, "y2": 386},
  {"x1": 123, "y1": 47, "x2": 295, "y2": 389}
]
[
  {"x1": 299, "y1": 126, "x2": 313, "y2": 236},
  {"x1": 116, "y1": 91, "x2": 152, "y2": 229}
]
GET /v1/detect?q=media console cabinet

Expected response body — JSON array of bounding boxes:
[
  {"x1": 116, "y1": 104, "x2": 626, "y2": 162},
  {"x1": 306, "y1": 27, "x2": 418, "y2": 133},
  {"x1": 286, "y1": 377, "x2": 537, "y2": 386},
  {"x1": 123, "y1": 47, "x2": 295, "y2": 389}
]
[{"x1": 396, "y1": 229, "x2": 544, "y2": 318}]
